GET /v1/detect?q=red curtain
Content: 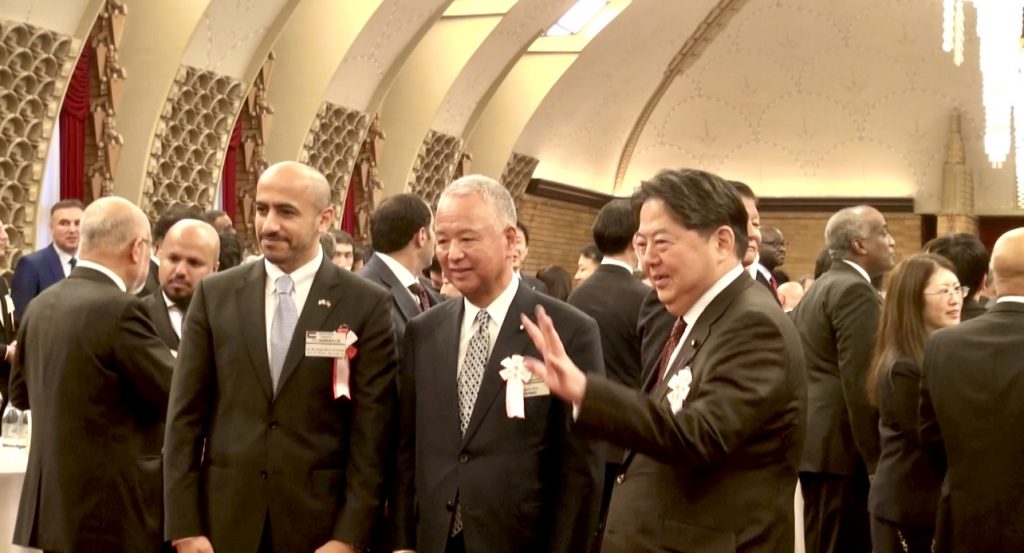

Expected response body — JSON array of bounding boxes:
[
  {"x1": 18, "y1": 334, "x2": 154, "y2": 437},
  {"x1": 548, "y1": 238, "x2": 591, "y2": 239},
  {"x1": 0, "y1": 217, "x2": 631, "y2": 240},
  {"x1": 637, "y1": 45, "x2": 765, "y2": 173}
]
[
  {"x1": 221, "y1": 117, "x2": 243, "y2": 221},
  {"x1": 340, "y1": 173, "x2": 358, "y2": 236},
  {"x1": 60, "y1": 45, "x2": 90, "y2": 201}
]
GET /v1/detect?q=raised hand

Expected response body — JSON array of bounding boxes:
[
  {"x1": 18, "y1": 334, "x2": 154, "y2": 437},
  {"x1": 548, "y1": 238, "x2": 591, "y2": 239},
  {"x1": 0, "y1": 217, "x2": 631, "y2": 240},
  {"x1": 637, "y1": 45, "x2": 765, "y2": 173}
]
[{"x1": 519, "y1": 305, "x2": 587, "y2": 404}]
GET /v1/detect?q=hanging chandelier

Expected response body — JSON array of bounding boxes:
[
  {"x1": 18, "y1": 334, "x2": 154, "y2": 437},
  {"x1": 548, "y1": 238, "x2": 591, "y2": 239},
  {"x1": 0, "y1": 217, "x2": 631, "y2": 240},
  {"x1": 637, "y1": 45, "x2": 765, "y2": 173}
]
[{"x1": 942, "y1": 0, "x2": 1024, "y2": 206}]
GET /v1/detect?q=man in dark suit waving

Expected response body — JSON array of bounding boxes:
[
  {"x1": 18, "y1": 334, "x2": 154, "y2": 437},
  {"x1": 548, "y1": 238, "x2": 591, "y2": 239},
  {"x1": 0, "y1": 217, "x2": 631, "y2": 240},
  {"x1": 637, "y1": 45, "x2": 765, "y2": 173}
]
[
  {"x1": 164, "y1": 161, "x2": 397, "y2": 553},
  {"x1": 521, "y1": 168, "x2": 806, "y2": 553},
  {"x1": 140, "y1": 219, "x2": 221, "y2": 353},
  {"x1": 11, "y1": 199, "x2": 83, "y2": 321},
  {"x1": 919, "y1": 228, "x2": 1024, "y2": 552},
  {"x1": 392, "y1": 175, "x2": 603, "y2": 553},
  {"x1": 792, "y1": 205, "x2": 895, "y2": 553},
  {"x1": 359, "y1": 193, "x2": 440, "y2": 342},
  {"x1": 9, "y1": 196, "x2": 174, "y2": 553}
]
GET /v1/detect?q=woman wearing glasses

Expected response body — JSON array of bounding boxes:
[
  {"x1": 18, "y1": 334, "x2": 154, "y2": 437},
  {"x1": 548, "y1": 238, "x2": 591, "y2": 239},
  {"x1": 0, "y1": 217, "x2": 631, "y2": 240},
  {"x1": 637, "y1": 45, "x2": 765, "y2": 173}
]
[{"x1": 866, "y1": 253, "x2": 965, "y2": 553}]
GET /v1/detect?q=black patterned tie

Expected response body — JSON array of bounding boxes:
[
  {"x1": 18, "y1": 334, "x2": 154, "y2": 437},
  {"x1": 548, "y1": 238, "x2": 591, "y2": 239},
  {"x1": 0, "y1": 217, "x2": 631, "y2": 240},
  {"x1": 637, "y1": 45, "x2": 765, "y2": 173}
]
[{"x1": 452, "y1": 310, "x2": 491, "y2": 536}]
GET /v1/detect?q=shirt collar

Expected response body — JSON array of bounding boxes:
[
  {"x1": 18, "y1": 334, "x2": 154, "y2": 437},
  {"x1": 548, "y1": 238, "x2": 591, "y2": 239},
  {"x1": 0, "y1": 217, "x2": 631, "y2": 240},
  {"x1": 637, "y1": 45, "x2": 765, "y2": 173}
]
[
  {"x1": 842, "y1": 259, "x2": 871, "y2": 283},
  {"x1": 463, "y1": 275, "x2": 519, "y2": 330},
  {"x1": 375, "y1": 252, "x2": 419, "y2": 288},
  {"x1": 601, "y1": 257, "x2": 634, "y2": 273},
  {"x1": 264, "y1": 247, "x2": 323, "y2": 291},
  {"x1": 75, "y1": 259, "x2": 127, "y2": 292},
  {"x1": 682, "y1": 264, "x2": 744, "y2": 328},
  {"x1": 997, "y1": 296, "x2": 1024, "y2": 304},
  {"x1": 163, "y1": 291, "x2": 177, "y2": 309},
  {"x1": 54, "y1": 243, "x2": 76, "y2": 267}
]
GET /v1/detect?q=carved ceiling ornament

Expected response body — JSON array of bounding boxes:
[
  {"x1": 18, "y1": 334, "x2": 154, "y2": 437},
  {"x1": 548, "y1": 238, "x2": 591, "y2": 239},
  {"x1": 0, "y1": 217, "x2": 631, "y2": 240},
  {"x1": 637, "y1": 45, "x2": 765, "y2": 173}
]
[
  {"x1": 408, "y1": 130, "x2": 465, "y2": 211},
  {"x1": 0, "y1": 19, "x2": 78, "y2": 270},
  {"x1": 939, "y1": 109, "x2": 977, "y2": 235},
  {"x1": 300, "y1": 103, "x2": 370, "y2": 241},
  {"x1": 88, "y1": 0, "x2": 127, "y2": 200},
  {"x1": 237, "y1": 51, "x2": 275, "y2": 254},
  {"x1": 142, "y1": 66, "x2": 244, "y2": 222},
  {"x1": 500, "y1": 152, "x2": 540, "y2": 204}
]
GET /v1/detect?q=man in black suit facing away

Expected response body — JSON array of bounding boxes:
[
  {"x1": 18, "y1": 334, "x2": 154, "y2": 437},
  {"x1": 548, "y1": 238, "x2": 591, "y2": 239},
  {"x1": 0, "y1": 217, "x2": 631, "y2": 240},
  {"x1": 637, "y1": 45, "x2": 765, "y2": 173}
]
[
  {"x1": 513, "y1": 221, "x2": 549, "y2": 294},
  {"x1": 392, "y1": 175, "x2": 603, "y2": 553},
  {"x1": 0, "y1": 220, "x2": 17, "y2": 429},
  {"x1": 9, "y1": 197, "x2": 175, "y2": 553},
  {"x1": 924, "y1": 233, "x2": 990, "y2": 321},
  {"x1": 919, "y1": 228, "x2": 1024, "y2": 552},
  {"x1": 164, "y1": 161, "x2": 397, "y2": 553},
  {"x1": 521, "y1": 168, "x2": 806, "y2": 553},
  {"x1": 566, "y1": 198, "x2": 646, "y2": 547},
  {"x1": 792, "y1": 205, "x2": 895, "y2": 553},
  {"x1": 141, "y1": 219, "x2": 220, "y2": 352},
  {"x1": 360, "y1": 193, "x2": 441, "y2": 342}
]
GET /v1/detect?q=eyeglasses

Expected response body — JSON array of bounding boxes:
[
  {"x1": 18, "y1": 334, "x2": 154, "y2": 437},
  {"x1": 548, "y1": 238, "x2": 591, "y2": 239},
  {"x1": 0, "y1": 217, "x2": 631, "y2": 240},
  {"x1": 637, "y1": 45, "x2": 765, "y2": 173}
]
[{"x1": 923, "y1": 285, "x2": 970, "y2": 300}]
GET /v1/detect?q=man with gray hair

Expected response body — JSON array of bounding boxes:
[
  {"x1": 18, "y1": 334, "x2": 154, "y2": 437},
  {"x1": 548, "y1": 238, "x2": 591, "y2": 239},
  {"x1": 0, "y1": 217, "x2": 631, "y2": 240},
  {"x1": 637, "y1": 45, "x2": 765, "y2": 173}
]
[
  {"x1": 792, "y1": 205, "x2": 895, "y2": 553},
  {"x1": 8, "y1": 196, "x2": 175, "y2": 553},
  {"x1": 392, "y1": 174, "x2": 604, "y2": 553}
]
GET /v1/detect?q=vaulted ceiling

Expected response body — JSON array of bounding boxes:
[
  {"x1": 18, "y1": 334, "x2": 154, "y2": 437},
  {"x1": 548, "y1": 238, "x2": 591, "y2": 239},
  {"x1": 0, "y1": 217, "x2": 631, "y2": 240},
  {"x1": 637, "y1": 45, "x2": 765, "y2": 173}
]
[{"x1": 1, "y1": 0, "x2": 1016, "y2": 221}]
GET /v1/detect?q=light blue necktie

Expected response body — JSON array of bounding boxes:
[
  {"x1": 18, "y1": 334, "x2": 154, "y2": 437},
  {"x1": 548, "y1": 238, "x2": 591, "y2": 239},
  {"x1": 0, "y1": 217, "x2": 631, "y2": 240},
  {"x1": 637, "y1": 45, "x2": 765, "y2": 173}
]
[{"x1": 270, "y1": 275, "x2": 297, "y2": 393}]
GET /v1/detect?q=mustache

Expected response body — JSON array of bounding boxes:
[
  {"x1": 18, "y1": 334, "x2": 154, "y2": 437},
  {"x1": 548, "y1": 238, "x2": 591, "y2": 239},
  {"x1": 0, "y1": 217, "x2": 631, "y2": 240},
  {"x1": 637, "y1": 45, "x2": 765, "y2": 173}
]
[{"x1": 259, "y1": 231, "x2": 290, "y2": 243}]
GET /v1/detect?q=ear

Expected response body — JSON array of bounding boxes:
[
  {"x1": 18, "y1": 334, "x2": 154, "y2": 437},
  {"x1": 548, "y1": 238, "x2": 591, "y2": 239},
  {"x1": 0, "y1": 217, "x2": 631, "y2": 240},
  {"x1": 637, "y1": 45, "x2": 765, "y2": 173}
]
[
  {"x1": 317, "y1": 206, "x2": 335, "y2": 233},
  {"x1": 712, "y1": 225, "x2": 736, "y2": 259},
  {"x1": 850, "y1": 237, "x2": 868, "y2": 256},
  {"x1": 414, "y1": 227, "x2": 428, "y2": 248},
  {"x1": 503, "y1": 225, "x2": 518, "y2": 256}
]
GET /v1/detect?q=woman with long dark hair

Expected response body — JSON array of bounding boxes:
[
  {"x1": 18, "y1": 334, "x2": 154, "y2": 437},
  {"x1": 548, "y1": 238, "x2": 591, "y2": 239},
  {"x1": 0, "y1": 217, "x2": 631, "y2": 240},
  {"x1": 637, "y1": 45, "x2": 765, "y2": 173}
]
[{"x1": 866, "y1": 253, "x2": 965, "y2": 552}]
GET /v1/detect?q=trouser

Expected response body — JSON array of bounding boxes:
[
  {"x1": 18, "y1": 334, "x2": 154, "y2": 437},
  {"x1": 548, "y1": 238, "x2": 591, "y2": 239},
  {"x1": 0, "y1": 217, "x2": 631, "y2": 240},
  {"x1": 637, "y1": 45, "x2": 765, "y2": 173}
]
[
  {"x1": 870, "y1": 515, "x2": 935, "y2": 553},
  {"x1": 800, "y1": 471, "x2": 871, "y2": 553}
]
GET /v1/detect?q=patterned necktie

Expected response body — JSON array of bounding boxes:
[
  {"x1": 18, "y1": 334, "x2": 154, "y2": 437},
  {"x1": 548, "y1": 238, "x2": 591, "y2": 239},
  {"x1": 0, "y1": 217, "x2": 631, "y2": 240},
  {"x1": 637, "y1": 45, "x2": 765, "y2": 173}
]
[
  {"x1": 270, "y1": 275, "x2": 298, "y2": 393},
  {"x1": 457, "y1": 310, "x2": 491, "y2": 435},
  {"x1": 452, "y1": 309, "x2": 491, "y2": 537},
  {"x1": 408, "y1": 282, "x2": 431, "y2": 312},
  {"x1": 657, "y1": 317, "x2": 687, "y2": 382}
]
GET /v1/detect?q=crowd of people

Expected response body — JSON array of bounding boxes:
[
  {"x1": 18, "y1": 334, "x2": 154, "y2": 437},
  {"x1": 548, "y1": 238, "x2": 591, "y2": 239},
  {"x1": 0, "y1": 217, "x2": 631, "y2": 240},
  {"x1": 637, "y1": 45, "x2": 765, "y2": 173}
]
[{"x1": 0, "y1": 161, "x2": 1021, "y2": 553}]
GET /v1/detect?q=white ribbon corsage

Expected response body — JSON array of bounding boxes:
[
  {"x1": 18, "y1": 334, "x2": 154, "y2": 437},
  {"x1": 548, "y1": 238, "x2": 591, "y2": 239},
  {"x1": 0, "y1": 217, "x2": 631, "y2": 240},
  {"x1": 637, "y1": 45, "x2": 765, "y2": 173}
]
[
  {"x1": 332, "y1": 325, "x2": 359, "y2": 399},
  {"x1": 666, "y1": 367, "x2": 693, "y2": 414},
  {"x1": 499, "y1": 354, "x2": 532, "y2": 419}
]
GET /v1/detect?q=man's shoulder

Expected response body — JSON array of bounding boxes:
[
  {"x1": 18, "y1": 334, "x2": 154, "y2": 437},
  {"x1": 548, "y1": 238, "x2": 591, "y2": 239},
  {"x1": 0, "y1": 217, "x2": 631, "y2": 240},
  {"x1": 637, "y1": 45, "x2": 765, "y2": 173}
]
[{"x1": 14, "y1": 245, "x2": 53, "y2": 270}]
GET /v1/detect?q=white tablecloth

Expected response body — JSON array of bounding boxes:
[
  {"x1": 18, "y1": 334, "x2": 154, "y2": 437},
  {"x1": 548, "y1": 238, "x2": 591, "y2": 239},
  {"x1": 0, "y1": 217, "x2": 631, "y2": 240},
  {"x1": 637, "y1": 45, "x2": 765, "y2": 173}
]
[{"x1": 0, "y1": 448, "x2": 38, "y2": 553}]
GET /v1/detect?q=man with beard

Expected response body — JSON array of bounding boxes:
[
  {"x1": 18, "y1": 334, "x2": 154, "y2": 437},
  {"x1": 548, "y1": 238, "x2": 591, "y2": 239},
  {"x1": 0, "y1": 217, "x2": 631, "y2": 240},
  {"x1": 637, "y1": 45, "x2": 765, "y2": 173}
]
[{"x1": 141, "y1": 219, "x2": 221, "y2": 354}]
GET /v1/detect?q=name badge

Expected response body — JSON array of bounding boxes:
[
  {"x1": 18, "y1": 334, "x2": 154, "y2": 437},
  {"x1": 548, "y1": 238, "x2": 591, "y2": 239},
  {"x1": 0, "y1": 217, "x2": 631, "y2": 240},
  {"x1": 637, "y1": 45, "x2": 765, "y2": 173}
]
[
  {"x1": 523, "y1": 374, "x2": 550, "y2": 398},
  {"x1": 305, "y1": 331, "x2": 348, "y2": 358}
]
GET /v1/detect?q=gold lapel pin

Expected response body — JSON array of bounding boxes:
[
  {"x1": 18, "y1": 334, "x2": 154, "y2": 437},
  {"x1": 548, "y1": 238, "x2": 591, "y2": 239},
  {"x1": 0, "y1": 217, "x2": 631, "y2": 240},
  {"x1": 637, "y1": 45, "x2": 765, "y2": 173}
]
[{"x1": 318, "y1": 299, "x2": 332, "y2": 308}]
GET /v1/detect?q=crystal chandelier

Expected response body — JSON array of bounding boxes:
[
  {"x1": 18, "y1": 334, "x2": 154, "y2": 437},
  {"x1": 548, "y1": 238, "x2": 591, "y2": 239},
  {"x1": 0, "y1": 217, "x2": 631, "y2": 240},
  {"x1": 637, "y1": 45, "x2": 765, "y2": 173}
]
[{"x1": 943, "y1": 0, "x2": 1024, "y2": 206}]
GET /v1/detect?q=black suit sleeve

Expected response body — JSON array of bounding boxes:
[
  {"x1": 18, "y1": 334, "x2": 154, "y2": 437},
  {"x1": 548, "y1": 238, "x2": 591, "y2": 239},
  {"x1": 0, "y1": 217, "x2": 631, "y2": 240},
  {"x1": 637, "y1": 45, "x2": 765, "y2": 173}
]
[
  {"x1": 164, "y1": 279, "x2": 217, "y2": 540},
  {"x1": 332, "y1": 291, "x2": 398, "y2": 546},
  {"x1": 9, "y1": 321, "x2": 29, "y2": 410},
  {"x1": 918, "y1": 335, "x2": 945, "y2": 464},
  {"x1": 578, "y1": 309, "x2": 791, "y2": 468},
  {"x1": 833, "y1": 283, "x2": 882, "y2": 471},
  {"x1": 546, "y1": 315, "x2": 605, "y2": 553},
  {"x1": 11, "y1": 257, "x2": 40, "y2": 323},
  {"x1": 114, "y1": 299, "x2": 174, "y2": 415},
  {"x1": 887, "y1": 359, "x2": 924, "y2": 444},
  {"x1": 392, "y1": 325, "x2": 418, "y2": 550}
]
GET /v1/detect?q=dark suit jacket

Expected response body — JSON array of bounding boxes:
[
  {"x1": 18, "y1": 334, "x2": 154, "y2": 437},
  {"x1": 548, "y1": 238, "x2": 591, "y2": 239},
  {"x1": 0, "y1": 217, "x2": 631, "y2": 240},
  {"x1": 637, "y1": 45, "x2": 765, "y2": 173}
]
[
  {"x1": 637, "y1": 289, "x2": 677, "y2": 380},
  {"x1": 9, "y1": 267, "x2": 174, "y2": 553},
  {"x1": 11, "y1": 243, "x2": 66, "y2": 322},
  {"x1": 359, "y1": 253, "x2": 441, "y2": 342},
  {"x1": 393, "y1": 281, "x2": 604, "y2": 553},
  {"x1": 919, "y1": 301, "x2": 1024, "y2": 552},
  {"x1": 141, "y1": 291, "x2": 180, "y2": 351},
  {"x1": 960, "y1": 296, "x2": 987, "y2": 321},
  {"x1": 791, "y1": 260, "x2": 881, "y2": 475},
  {"x1": 138, "y1": 258, "x2": 160, "y2": 298},
  {"x1": 578, "y1": 273, "x2": 806, "y2": 553},
  {"x1": 0, "y1": 277, "x2": 16, "y2": 426},
  {"x1": 868, "y1": 358, "x2": 943, "y2": 527},
  {"x1": 520, "y1": 273, "x2": 549, "y2": 295},
  {"x1": 163, "y1": 257, "x2": 397, "y2": 553}
]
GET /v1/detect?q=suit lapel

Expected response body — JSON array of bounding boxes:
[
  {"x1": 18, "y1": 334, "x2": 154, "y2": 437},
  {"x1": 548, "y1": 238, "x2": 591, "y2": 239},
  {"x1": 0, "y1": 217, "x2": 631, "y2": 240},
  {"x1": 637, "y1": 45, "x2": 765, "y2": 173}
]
[
  {"x1": 152, "y1": 297, "x2": 181, "y2": 350},
  {"x1": 237, "y1": 262, "x2": 273, "y2": 400},
  {"x1": 435, "y1": 301, "x2": 463, "y2": 439},
  {"x1": 276, "y1": 258, "x2": 343, "y2": 395},
  {"x1": 372, "y1": 256, "x2": 421, "y2": 322},
  {"x1": 46, "y1": 244, "x2": 65, "y2": 283},
  {"x1": 462, "y1": 283, "x2": 533, "y2": 445}
]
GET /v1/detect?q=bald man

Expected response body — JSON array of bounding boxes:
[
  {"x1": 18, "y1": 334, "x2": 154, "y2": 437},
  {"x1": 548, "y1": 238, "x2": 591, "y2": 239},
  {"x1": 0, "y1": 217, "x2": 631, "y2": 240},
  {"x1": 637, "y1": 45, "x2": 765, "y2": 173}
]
[
  {"x1": 919, "y1": 228, "x2": 1024, "y2": 552},
  {"x1": 164, "y1": 162, "x2": 397, "y2": 553},
  {"x1": 8, "y1": 197, "x2": 175, "y2": 553},
  {"x1": 141, "y1": 219, "x2": 221, "y2": 353},
  {"x1": 777, "y1": 281, "x2": 804, "y2": 312}
]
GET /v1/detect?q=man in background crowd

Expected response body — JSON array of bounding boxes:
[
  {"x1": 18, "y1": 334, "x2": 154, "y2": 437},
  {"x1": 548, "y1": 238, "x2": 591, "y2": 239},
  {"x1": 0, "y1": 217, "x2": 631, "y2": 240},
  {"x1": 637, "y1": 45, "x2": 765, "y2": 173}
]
[
  {"x1": 759, "y1": 225, "x2": 788, "y2": 289},
  {"x1": 12, "y1": 199, "x2": 83, "y2": 320},
  {"x1": 0, "y1": 220, "x2": 15, "y2": 430},
  {"x1": 513, "y1": 221, "x2": 549, "y2": 294},
  {"x1": 574, "y1": 243, "x2": 602, "y2": 286},
  {"x1": 329, "y1": 228, "x2": 356, "y2": 270}
]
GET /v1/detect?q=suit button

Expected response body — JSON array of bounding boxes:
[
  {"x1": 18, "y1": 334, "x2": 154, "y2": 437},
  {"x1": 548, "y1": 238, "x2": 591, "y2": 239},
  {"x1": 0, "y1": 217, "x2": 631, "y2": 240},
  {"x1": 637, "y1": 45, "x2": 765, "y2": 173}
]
[
  {"x1": 615, "y1": 474, "x2": 625, "y2": 485},
  {"x1": 446, "y1": 500, "x2": 455, "y2": 511},
  {"x1": 269, "y1": 421, "x2": 279, "y2": 430},
  {"x1": 458, "y1": 454, "x2": 469, "y2": 464},
  {"x1": 260, "y1": 470, "x2": 268, "y2": 479}
]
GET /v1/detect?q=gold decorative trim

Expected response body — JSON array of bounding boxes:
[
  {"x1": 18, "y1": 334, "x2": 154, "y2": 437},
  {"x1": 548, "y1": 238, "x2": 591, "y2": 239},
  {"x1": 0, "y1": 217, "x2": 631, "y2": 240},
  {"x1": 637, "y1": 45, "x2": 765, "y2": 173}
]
[{"x1": 88, "y1": 0, "x2": 127, "y2": 199}]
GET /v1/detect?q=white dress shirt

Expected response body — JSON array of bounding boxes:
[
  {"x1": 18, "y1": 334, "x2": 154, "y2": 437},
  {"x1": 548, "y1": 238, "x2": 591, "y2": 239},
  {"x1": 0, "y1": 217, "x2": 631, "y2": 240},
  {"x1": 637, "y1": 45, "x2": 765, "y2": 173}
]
[
  {"x1": 263, "y1": 247, "x2": 323, "y2": 363},
  {"x1": 376, "y1": 252, "x2": 420, "y2": 304},
  {"x1": 457, "y1": 275, "x2": 519, "y2": 375},
  {"x1": 842, "y1": 259, "x2": 871, "y2": 283},
  {"x1": 55, "y1": 245, "x2": 77, "y2": 278},
  {"x1": 996, "y1": 296, "x2": 1024, "y2": 304},
  {"x1": 601, "y1": 257, "x2": 634, "y2": 273},
  {"x1": 76, "y1": 259, "x2": 126, "y2": 292}
]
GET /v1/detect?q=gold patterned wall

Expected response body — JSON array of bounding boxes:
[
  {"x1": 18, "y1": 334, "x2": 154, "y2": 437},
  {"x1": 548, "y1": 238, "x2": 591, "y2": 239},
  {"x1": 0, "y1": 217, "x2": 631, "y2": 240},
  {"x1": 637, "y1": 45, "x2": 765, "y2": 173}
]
[
  {"x1": 500, "y1": 151, "x2": 539, "y2": 203},
  {"x1": 408, "y1": 129, "x2": 465, "y2": 209},
  {"x1": 142, "y1": 66, "x2": 244, "y2": 221},
  {"x1": 0, "y1": 20, "x2": 78, "y2": 270},
  {"x1": 300, "y1": 102, "x2": 369, "y2": 225}
]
